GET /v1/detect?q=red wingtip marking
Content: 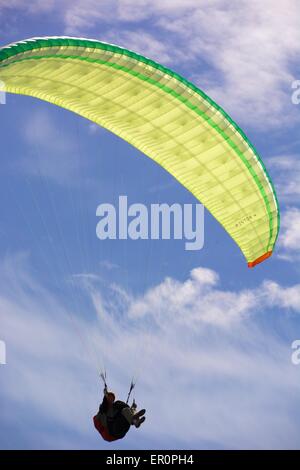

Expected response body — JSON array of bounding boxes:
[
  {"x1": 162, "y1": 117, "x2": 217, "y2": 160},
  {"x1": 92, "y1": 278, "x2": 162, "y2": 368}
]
[{"x1": 248, "y1": 251, "x2": 273, "y2": 268}]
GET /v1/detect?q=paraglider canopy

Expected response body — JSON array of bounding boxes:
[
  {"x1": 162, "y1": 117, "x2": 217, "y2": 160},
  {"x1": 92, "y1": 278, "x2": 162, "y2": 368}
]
[{"x1": 0, "y1": 36, "x2": 280, "y2": 266}]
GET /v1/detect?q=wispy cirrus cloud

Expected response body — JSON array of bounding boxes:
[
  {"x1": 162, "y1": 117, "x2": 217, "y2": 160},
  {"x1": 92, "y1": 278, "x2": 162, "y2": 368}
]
[
  {"x1": 267, "y1": 154, "x2": 300, "y2": 204},
  {"x1": 264, "y1": 154, "x2": 300, "y2": 263},
  {"x1": 1, "y1": 252, "x2": 300, "y2": 449},
  {"x1": 2, "y1": 1, "x2": 298, "y2": 129},
  {"x1": 62, "y1": 0, "x2": 300, "y2": 129},
  {"x1": 276, "y1": 207, "x2": 300, "y2": 262}
]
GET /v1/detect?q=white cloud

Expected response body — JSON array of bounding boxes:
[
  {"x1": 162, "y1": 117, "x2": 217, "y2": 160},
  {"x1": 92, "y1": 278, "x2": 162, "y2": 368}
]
[
  {"x1": 128, "y1": 266, "x2": 257, "y2": 329},
  {"x1": 105, "y1": 30, "x2": 175, "y2": 64},
  {"x1": 267, "y1": 155, "x2": 300, "y2": 204},
  {"x1": 276, "y1": 207, "x2": 300, "y2": 262},
  {"x1": 264, "y1": 155, "x2": 300, "y2": 263},
  {"x1": 0, "y1": 0, "x2": 55, "y2": 19},
  {"x1": 263, "y1": 279, "x2": 300, "y2": 311},
  {"x1": 1, "y1": 253, "x2": 300, "y2": 449},
  {"x1": 279, "y1": 208, "x2": 300, "y2": 251},
  {"x1": 1, "y1": 1, "x2": 299, "y2": 129},
  {"x1": 61, "y1": 0, "x2": 300, "y2": 129}
]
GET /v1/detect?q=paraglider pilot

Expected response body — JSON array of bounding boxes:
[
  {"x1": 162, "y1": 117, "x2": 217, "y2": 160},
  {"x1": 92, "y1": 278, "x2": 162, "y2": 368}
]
[{"x1": 93, "y1": 383, "x2": 146, "y2": 442}]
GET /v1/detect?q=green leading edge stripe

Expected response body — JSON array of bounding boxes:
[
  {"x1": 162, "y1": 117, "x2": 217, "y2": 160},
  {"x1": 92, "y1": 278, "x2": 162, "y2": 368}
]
[{"x1": 0, "y1": 37, "x2": 280, "y2": 251}]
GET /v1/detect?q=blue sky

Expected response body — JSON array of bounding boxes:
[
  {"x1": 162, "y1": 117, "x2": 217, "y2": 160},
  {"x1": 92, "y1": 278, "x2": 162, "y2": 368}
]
[{"x1": 0, "y1": 0, "x2": 300, "y2": 450}]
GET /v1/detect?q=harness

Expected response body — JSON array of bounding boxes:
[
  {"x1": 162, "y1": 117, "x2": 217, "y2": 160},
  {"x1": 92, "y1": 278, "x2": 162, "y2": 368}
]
[{"x1": 94, "y1": 401, "x2": 131, "y2": 441}]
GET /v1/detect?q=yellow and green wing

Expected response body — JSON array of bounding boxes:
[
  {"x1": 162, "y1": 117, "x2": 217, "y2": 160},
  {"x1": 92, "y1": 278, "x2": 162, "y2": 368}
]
[{"x1": 0, "y1": 37, "x2": 280, "y2": 266}]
